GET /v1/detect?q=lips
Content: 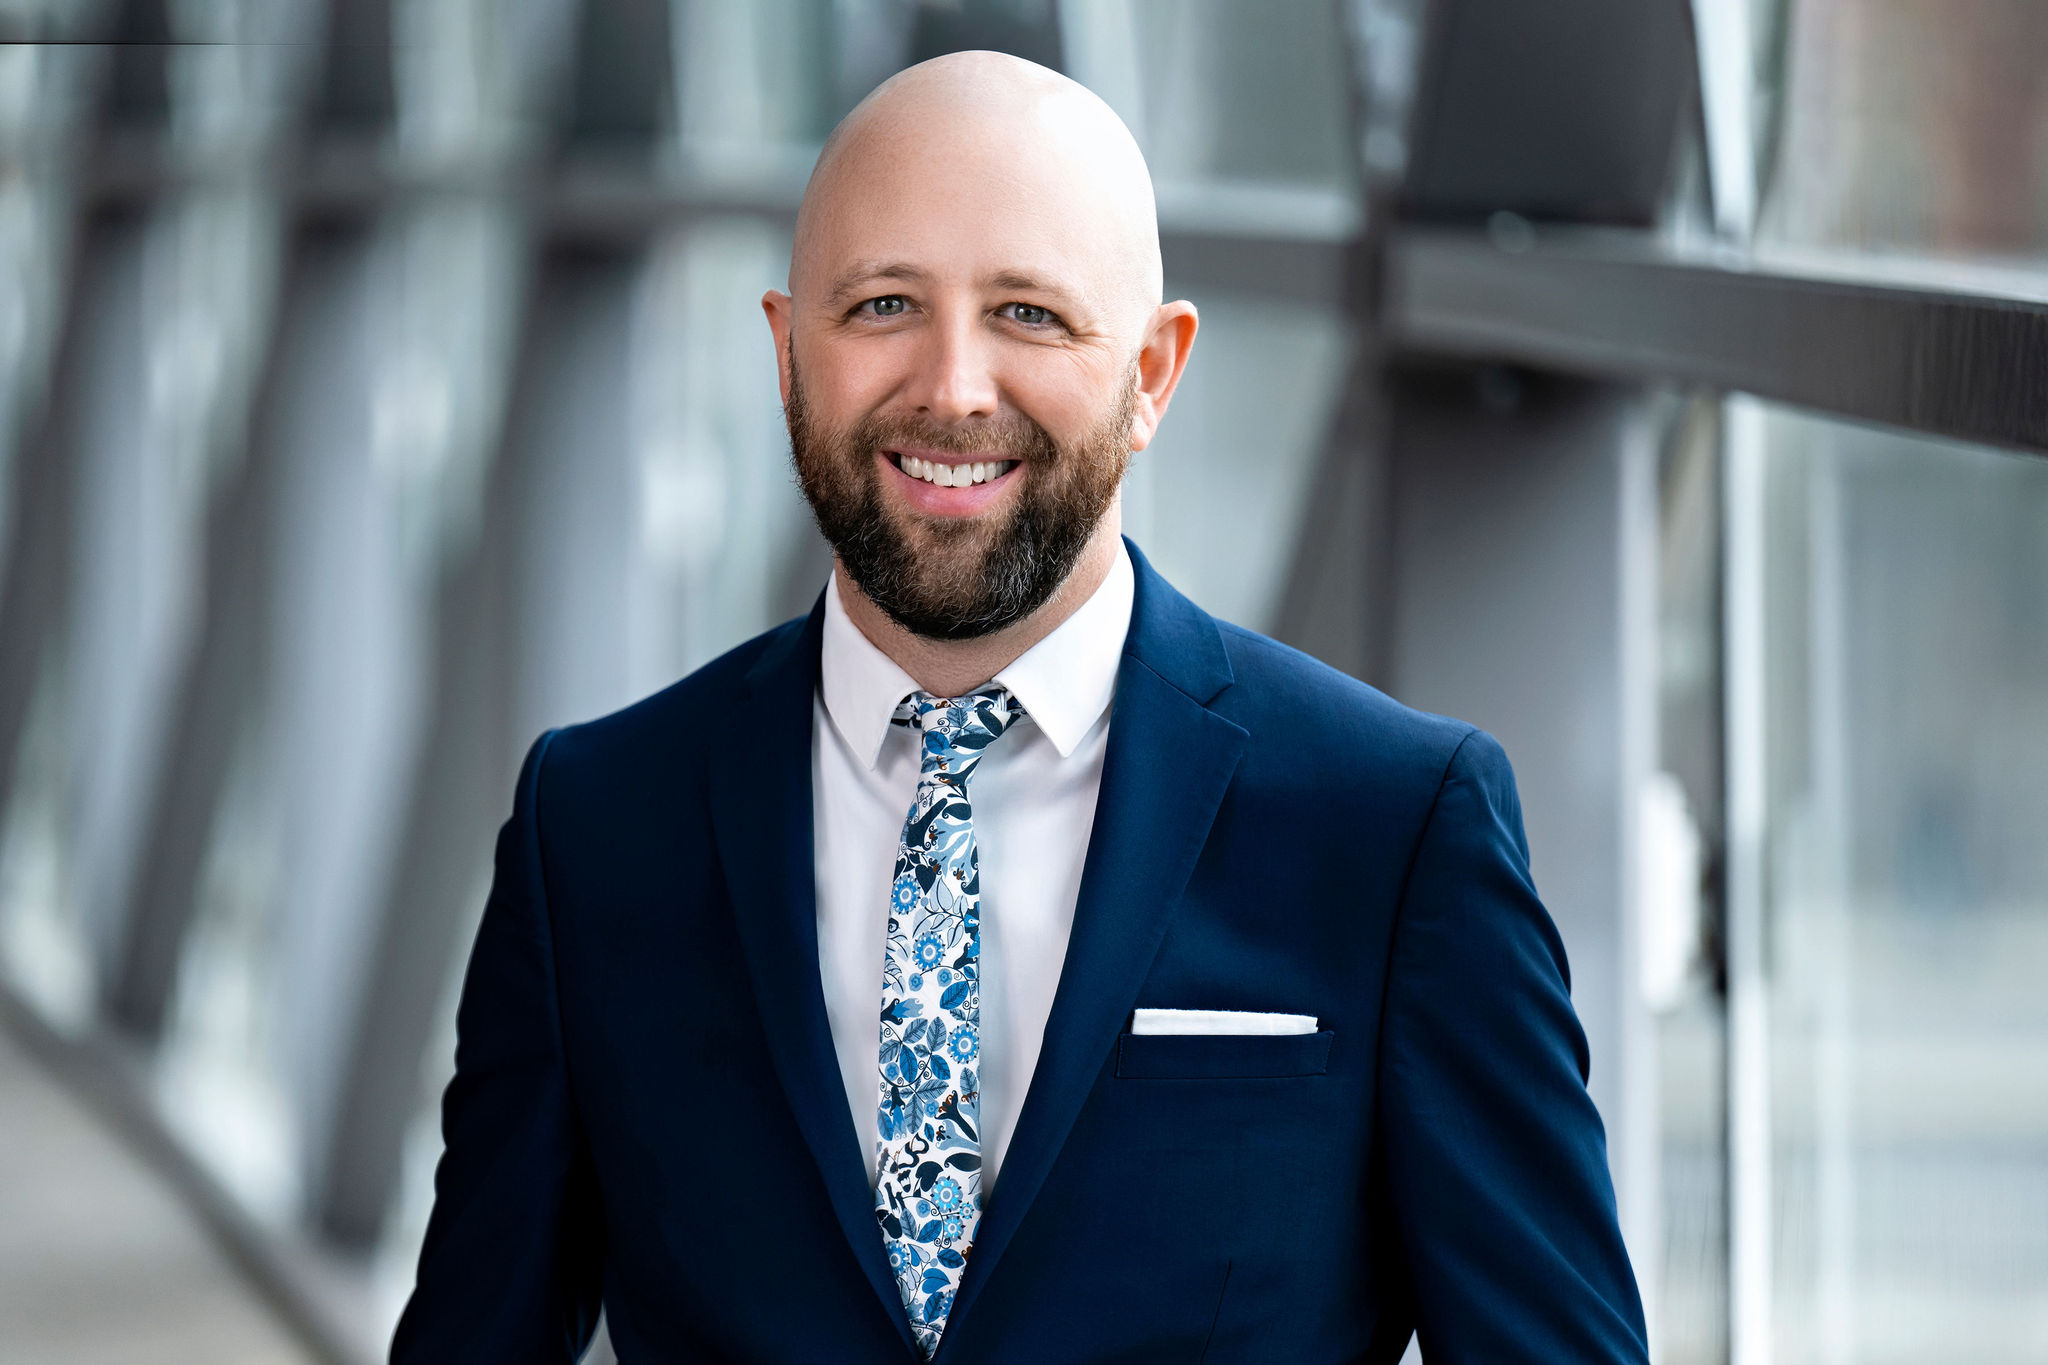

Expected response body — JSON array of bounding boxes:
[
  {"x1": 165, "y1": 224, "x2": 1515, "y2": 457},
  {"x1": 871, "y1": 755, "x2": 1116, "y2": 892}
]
[{"x1": 880, "y1": 448, "x2": 1021, "y2": 516}]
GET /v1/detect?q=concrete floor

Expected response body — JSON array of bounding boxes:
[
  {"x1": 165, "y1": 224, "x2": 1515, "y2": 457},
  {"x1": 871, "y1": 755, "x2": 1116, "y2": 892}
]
[{"x1": 0, "y1": 1025, "x2": 316, "y2": 1365}]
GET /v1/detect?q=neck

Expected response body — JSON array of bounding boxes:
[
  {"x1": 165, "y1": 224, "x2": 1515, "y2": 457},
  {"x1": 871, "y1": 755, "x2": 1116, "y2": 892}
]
[{"x1": 836, "y1": 507, "x2": 1123, "y2": 698}]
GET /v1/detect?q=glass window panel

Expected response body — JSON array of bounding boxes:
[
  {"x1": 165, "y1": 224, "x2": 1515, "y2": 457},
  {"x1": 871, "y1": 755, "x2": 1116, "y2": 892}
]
[
  {"x1": 156, "y1": 197, "x2": 522, "y2": 1229},
  {"x1": 167, "y1": 0, "x2": 322, "y2": 155},
  {"x1": 673, "y1": 0, "x2": 847, "y2": 157},
  {"x1": 1132, "y1": 0, "x2": 1355, "y2": 190},
  {"x1": 1120, "y1": 284, "x2": 1352, "y2": 632},
  {"x1": 1757, "y1": 403, "x2": 2048, "y2": 1363},
  {"x1": 626, "y1": 217, "x2": 817, "y2": 693},
  {"x1": 0, "y1": 186, "x2": 270, "y2": 1031},
  {"x1": 0, "y1": 41, "x2": 97, "y2": 1029},
  {"x1": 1761, "y1": 0, "x2": 2048, "y2": 259},
  {"x1": 1652, "y1": 396, "x2": 1728, "y2": 1365},
  {"x1": 157, "y1": 708, "x2": 300, "y2": 1221},
  {"x1": 0, "y1": 650, "x2": 94, "y2": 1029}
]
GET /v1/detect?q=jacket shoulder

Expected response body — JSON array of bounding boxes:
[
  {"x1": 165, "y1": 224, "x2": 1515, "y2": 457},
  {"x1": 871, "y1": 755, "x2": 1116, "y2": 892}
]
[{"x1": 1211, "y1": 620, "x2": 1480, "y2": 792}]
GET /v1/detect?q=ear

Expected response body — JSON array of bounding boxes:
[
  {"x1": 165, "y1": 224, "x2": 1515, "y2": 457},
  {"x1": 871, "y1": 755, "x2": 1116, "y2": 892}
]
[
  {"x1": 762, "y1": 289, "x2": 795, "y2": 405},
  {"x1": 1127, "y1": 300, "x2": 1199, "y2": 452}
]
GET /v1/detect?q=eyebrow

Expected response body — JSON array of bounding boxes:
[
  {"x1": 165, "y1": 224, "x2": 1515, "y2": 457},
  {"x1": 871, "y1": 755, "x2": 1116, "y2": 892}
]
[
  {"x1": 820, "y1": 261, "x2": 1092, "y2": 313},
  {"x1": 822, "y1": 261, "x2": 929, "y2": 307},
  {"x1": 991, "y1": 269, "x2": 1089, "y2": 310}
]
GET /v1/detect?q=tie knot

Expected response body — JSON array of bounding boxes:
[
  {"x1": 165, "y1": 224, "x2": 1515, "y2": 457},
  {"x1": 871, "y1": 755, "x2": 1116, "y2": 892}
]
[{"x1": 893, "y1": 686, "x2": 1023, "y2": 769}]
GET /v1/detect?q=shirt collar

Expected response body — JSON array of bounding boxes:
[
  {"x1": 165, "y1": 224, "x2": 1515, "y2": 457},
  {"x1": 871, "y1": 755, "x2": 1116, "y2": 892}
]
[{"x1": 819, "y1": 540, "x2": 1135, "y2": 769}]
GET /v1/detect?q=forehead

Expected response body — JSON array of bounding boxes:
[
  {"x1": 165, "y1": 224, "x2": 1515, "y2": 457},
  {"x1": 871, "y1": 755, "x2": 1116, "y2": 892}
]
[{"x1": 795, "y1": 113, "x2": 1144, "y2": 314}]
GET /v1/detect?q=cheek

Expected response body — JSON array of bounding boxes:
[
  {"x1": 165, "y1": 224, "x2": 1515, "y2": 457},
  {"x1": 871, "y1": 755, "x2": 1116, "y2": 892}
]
[
  {"x1": 998, "y1": 353, "x2": 1121, "y2": 446},
  {"x1": 799, "y1": 333, "x2": 906, "y2": 420}
]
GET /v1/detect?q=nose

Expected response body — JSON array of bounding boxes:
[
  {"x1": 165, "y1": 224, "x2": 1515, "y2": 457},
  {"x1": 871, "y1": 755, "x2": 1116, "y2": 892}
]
[{"x1": 908, "y1": 310, "x2": 999, "y2": 425}]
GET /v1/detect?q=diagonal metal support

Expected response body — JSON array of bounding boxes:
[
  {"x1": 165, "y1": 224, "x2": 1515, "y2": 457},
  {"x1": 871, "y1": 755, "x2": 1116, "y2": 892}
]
[{"x1": 1387, "y1": 227, "x2": 2048, "y2": 458}]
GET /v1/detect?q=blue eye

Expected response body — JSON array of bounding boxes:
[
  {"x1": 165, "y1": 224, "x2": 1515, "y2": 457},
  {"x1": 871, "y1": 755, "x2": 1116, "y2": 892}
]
[
  {"x1": 865, "y1": 296, "x2": 907, "y2": 316},
  {"x1": 1008, "y1": 303, "x2": 1053, "y2": 326}
]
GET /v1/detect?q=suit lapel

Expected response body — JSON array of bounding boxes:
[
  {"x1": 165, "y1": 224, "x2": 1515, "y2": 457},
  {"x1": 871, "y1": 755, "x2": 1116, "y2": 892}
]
[
  {"x1": 937, "y1": 543, "x2": 1249, "y2": 1355},
  {"x1": 709, "y1": 597, "x2": 919, "y2": 1357}
]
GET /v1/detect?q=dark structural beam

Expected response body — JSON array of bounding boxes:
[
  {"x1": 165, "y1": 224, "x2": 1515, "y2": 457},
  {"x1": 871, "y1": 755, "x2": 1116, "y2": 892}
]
[
  {"x1": 1386, "y1": 227, "x2": 2048, "y2": 458},
  {"x1": 1159, "y1": 230, "x2": 1354, "y2": 311},
  {"x1": 72, "y1": 146, "x2": 1354, "y2": 306}
]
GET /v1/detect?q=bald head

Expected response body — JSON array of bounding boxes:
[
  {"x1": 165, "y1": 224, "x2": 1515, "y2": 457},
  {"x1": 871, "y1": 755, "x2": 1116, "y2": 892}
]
[
  {"x1": 762, "y1": 50, "x2": 1198, "y2": 669},
  {"x1": 791, "y1": 51, "x2": 1163, "y2": 327}
]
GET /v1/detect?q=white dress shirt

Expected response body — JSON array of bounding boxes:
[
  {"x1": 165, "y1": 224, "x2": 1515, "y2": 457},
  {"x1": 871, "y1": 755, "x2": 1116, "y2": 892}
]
[{"x1": 812, "y1": 542, "x2": 1134, "y2": 1189}]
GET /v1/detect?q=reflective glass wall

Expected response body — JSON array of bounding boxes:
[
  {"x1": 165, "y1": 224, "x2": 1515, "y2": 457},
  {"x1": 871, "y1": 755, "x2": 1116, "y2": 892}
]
[
  {"x1": 1668, "y1": 1, "x2": 2048, "y2": 1360},
  {"x1": 1749, "y1": 404, "x2": 2048, "y2": 1364},
  {"x1": 6, "y1": 3, "x2": 2045, "y2": 1363},
  {"x1": 1767, "y1": 0, "x2": 2048, "y2": 258},
  {"x1": 0, "y1": 2, "x2": 1365, "y2": 1357}
]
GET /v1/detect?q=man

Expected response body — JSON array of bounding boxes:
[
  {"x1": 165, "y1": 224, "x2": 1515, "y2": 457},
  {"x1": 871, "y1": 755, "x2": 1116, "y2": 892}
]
[{"x1": 393, "y1": 51, "x2": 1647, "y2": 1365}]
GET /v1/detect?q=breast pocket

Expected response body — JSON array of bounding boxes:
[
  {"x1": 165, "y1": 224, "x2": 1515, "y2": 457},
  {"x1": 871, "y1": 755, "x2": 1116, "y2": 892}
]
[{"x1": 1113, "y1": 1030, "x2": 1335, "y2": 1079}]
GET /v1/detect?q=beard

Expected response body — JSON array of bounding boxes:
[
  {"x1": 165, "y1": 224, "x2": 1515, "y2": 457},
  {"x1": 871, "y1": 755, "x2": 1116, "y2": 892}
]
[{"x1": 785, "y1": 351, "x2": 1136, "y2": 641}]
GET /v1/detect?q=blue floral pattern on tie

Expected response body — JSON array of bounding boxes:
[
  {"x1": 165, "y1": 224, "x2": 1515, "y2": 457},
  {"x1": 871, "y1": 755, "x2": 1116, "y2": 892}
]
[{"x1": 874, "y1": 686, "x2": 1022, "y2": 1356}]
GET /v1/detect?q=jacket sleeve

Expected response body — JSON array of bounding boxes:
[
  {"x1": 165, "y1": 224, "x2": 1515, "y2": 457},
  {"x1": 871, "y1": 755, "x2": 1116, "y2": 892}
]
[
  {"x1": 390, "y1": 731, "x2": 604, "y2": 1363},
  {"x1": 1377, "y1": 728, "x2": 1648, "y2": 1364}
]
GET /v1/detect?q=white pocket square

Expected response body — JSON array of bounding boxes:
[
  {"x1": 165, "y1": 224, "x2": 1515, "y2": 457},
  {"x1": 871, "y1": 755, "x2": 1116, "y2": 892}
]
[{"x1": 1130, "y1": 1008, "x2": 1319, "y2": 1036}]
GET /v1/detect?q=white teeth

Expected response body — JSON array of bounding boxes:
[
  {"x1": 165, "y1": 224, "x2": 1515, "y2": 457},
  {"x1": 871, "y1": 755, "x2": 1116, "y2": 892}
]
[{"x1": 897, "y1": 456, "x2": 1015, "y2": 487}]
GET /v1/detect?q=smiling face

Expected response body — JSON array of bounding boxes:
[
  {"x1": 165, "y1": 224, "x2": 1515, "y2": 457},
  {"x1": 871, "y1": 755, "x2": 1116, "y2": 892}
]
[
  {"x1": 765, "y1": 53, "x2": 1195, "y2": 641},
  {"x1": 786, "y1": 346, "x2": 1136, "y2": 639}
]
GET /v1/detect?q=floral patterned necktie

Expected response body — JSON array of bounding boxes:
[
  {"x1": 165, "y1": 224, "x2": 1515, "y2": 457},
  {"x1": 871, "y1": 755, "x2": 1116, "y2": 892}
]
[{"x1": 874, "y1": 686, "x2": 1023, "y2": 1356}]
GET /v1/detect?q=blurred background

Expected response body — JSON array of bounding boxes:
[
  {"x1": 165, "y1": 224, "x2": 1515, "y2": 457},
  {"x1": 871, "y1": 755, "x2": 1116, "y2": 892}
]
[{"x1": 0, "y1": 1, "x2": 2042, "y2": 1362}]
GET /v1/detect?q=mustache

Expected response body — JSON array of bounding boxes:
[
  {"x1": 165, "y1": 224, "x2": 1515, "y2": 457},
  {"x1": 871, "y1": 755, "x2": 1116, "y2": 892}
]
[{"x1": 844, "y1": 409, "x2": 1059, "y2": 465}]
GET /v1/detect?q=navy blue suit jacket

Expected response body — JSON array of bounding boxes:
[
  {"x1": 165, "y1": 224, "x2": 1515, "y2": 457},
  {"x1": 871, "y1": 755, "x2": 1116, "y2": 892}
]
[{"x1": 393, "y1": 540, "x2": 1647, "y2": 1364}]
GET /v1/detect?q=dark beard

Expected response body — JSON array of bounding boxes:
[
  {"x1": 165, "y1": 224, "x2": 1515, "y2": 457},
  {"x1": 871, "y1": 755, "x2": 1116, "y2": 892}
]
[{"x1": 785, "y1": 351, "x2": 1135, "y2": 641}]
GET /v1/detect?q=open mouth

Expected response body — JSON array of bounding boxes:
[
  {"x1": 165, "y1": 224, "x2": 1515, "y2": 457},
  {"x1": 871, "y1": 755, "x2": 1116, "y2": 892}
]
[{"x1": 889, "y1": 452, "x2": 1018, "y2": 488}]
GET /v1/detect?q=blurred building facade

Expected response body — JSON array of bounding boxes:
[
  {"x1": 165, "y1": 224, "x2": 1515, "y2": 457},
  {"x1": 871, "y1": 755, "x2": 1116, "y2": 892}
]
[{"x1": 0, "y1": 2, "x2": 2041, "y2": 1364}]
